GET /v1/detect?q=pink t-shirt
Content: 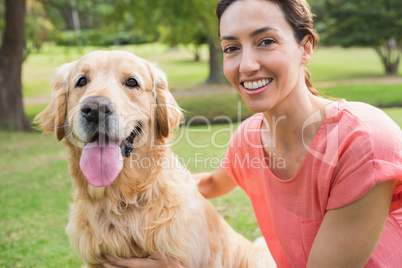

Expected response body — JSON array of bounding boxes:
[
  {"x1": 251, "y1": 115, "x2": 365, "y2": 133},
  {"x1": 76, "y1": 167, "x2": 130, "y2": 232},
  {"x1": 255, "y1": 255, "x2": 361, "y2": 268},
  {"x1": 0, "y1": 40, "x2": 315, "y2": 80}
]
[{"x1": 223, "y1": 100, "x2": 402, "y2": 267}]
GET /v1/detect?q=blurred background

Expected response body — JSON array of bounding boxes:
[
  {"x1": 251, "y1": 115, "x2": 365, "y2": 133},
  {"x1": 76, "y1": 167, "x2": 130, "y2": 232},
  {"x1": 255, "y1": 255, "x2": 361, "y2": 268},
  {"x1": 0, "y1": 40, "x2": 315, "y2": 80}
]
[
  {"x1": 0, "y1": 0, "x2": 401, "y2": 267},
  {"x1": 0, "y1": 0, "x2": 402, "y2": 129}
]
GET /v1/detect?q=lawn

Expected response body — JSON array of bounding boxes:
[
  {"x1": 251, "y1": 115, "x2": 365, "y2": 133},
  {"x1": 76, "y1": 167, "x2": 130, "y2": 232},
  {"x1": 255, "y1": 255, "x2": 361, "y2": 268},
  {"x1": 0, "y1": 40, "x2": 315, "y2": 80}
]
[
  {"x1": 1, "y1": 44, "x2": 401, "y2": 267},
  {"x1": 22, "y1": 44, "x2": 401, "y2": 98}
]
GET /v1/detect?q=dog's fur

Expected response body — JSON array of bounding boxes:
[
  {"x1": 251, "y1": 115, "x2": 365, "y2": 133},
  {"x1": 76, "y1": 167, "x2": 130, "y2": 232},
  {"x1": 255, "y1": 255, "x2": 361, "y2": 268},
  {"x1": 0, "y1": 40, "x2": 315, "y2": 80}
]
[{"x1": 36, "y1": 50, "x2": 274, "y2": 267}]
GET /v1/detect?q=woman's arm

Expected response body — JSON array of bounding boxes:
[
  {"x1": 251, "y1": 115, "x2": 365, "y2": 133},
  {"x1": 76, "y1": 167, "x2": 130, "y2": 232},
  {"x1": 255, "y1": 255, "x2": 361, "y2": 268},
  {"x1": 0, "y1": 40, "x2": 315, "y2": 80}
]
[
  {"x1": 194, "y1": 168, "x2": 237, "y2": 199},
  {"x1": 307, "y1": 180, "x2": 396, "y2": 268}
]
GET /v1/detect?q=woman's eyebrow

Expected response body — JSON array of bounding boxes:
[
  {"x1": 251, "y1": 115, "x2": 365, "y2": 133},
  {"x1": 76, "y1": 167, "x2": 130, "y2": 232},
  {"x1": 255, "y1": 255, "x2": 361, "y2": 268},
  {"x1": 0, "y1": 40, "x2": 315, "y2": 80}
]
[
  {"x1": 220, "y1": 35, "x2": 237, "y2": 41},
  {"x1": 220, "y1": 26, "x2": 279, "y2": 41},
  {"x1": 250, "y1": 26, "x2": 278, "y2": 37}
]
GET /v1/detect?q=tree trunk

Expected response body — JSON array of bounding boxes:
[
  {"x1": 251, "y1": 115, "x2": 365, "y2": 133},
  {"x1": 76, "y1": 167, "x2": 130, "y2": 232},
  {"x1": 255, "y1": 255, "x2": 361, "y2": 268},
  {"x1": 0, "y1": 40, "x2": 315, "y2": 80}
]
[
  {"x1": 205, "y1": 37, "x2": 226, "y2": 85},
  {"x1": 0, "y1": 0, "x2": 32, "y2": 131},
  {"x1": 375, "y1": 38, "x2": 400, "y2": 75},
  {"x1": 385, "y1": 58, "x2": 400, "y2": 75}
]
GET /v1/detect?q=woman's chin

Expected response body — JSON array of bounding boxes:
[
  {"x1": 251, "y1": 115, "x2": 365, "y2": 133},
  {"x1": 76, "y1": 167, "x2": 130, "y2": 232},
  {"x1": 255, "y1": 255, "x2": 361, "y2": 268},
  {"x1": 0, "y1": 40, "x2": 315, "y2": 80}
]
[{"x1": 243, "y1": 100, "x2": 274, "y2": 114}]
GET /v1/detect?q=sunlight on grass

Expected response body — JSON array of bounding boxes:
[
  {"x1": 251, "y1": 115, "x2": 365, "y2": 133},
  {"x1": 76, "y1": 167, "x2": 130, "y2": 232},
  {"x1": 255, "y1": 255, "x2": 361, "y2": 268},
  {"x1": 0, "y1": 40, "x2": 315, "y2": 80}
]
[
  {"x1": 308, "y1": 47, "x2": 401, "y2": 82},
  {"x1": 23, "y1": 45, "x2": 401, "y2": 100}
]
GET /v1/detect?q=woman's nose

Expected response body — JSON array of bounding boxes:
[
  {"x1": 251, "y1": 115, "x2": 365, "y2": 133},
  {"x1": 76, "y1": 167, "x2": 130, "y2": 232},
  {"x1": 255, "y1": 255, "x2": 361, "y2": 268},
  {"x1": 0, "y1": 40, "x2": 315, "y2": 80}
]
[{"x1": 239, "y1": 48, "x2": 260, "y2": 75}]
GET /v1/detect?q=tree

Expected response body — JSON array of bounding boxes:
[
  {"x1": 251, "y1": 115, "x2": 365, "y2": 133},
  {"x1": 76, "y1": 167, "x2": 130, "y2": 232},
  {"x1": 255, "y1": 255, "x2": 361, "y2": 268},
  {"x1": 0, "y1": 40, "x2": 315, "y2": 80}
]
[
  {"x1": 0, "y1": 0, "x2": 32, "y2": 130},
  {"x1": 26, "y1": 0, "x2": 55, "y2": 52},
  {"x1": 109, "y1": 0, "x2": 225, "y2": 84},
  {"x1": 158, "y1": 0, "x2": 224, "y2": 84},
  {"x1": 323, "y1": 0, "x2": 402, "y2": 75}
]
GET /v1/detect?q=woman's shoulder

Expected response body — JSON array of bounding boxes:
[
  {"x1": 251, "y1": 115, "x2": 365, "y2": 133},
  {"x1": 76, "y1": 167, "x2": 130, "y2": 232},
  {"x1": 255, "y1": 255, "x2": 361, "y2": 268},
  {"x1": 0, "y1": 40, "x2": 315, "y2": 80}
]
[
  {"x1": 336, "y1": 100, "x2": 400, "y2": 135},
  {"x1": 334, "y1": 100, "x2": 402, "y2": 159}
]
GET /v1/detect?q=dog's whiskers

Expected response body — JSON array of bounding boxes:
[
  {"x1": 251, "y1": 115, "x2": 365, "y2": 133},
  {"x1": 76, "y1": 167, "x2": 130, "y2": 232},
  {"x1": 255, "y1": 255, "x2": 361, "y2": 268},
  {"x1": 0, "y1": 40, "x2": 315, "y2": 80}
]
[{"x1": 56, "y1": 123, "x2": 71, "y2": 130}]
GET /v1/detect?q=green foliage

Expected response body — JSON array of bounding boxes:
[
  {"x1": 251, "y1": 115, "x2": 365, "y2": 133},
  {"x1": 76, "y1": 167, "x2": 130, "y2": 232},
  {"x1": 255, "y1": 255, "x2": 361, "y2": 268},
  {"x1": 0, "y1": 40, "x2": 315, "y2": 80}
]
[
  {"x1": 55, "y1": 30, "x2": 150, "y2": 46},
  {"x1": 322, "y1": 0, "x2": 402, "y2": 74},
  {"x1": 25, "y1": 0, "x2": 55, "y2": 52},
  {"x1": 323, "y1": 0, "x2": 402, "y2": 47}
]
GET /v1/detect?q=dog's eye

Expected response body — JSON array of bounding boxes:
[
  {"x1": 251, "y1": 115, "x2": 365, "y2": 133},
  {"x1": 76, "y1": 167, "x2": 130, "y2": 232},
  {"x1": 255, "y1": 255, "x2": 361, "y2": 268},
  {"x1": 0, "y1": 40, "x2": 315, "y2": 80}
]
[
  {"x1": 76, "y1": 76, "x2": 88, "y2": 88},
  {"x1": 125, "y1": 78, "x2": 139, "y2": 89}
]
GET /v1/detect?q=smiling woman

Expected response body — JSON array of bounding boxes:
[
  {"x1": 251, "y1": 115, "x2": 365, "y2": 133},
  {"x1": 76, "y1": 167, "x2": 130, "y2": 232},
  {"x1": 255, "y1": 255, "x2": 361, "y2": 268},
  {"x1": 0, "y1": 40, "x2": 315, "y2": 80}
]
[
  {"x1": 217, "y1": 0, "x2": 319, "y2": 114},
  {"x1": 194, "y1": 0, "x2": 402, "y2": 267}
]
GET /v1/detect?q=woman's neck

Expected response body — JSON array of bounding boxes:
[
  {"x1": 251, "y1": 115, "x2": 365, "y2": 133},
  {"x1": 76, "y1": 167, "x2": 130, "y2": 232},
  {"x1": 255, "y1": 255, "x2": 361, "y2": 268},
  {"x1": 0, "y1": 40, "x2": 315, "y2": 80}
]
[{"x1": 261, "y1": 86, "x2": 333, "y2": 154}]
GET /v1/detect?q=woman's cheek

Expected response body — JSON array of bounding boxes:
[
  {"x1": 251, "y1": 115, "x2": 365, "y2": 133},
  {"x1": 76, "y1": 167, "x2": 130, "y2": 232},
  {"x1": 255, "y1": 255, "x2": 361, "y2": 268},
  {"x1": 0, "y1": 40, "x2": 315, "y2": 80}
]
[{"x1": 223, "y1": 59, "x2": 236, "y2": 84}]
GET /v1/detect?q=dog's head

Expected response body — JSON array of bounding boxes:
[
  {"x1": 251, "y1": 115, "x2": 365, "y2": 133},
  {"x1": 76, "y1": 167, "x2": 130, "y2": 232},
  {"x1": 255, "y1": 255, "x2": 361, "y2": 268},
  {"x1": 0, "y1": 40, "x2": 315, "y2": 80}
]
[{"x1": 36, "y1": 50, "x2": 182, "y2": 187}]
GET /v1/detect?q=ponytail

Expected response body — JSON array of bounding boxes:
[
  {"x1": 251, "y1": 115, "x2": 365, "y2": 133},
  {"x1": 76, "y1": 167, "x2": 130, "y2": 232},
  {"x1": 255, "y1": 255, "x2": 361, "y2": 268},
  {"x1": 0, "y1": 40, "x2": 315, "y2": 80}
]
[{"x1": 304, "y1": 67, "x2": 319, "y2": 96}]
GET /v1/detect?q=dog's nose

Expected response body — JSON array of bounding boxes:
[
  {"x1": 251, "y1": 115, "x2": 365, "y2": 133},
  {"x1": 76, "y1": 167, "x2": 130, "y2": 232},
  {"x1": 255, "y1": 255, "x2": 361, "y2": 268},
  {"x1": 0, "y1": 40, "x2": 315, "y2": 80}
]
[{"x1": 81, "y1": 96, "x2": 114, "y2": 123}]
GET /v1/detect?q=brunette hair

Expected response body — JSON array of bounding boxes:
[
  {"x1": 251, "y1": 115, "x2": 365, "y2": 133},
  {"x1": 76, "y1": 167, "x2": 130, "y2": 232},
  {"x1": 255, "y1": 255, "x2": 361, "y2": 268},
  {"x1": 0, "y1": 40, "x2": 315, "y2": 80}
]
[{"x1": 216, "y1": 0, "x2": 320, "y2": 96}]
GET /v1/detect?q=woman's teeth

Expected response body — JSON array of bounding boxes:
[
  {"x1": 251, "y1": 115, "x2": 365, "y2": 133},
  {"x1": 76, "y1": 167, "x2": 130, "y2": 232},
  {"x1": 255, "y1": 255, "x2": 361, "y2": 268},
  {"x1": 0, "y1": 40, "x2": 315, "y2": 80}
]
[{"x1": 243, "y1": 78, "x2": 273, "y2": 90}]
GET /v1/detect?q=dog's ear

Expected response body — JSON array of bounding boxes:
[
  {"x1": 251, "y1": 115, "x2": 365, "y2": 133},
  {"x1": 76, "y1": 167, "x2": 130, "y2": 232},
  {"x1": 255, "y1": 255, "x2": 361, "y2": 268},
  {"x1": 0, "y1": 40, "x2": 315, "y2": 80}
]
[
  {"x1": 149, "y1": 63, "x2": 183, "y2": 138},
  {"x1": 35, "y1": 62, "x2": 74, "y2": 141}
]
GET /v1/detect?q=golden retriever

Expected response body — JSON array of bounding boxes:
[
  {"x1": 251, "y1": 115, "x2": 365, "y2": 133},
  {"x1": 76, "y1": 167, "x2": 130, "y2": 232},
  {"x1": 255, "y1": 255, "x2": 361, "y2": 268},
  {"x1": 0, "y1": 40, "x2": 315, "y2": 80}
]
[{"x1": 36, "y1": 50, "x2": 275, "y2": 267}]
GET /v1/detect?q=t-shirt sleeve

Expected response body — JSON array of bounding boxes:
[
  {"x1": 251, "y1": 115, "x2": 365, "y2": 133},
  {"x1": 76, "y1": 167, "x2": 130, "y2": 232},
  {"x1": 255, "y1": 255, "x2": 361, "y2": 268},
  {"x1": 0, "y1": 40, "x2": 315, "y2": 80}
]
[{"x1": 327, "y1": 109, "x2": 402, "y2": 210}]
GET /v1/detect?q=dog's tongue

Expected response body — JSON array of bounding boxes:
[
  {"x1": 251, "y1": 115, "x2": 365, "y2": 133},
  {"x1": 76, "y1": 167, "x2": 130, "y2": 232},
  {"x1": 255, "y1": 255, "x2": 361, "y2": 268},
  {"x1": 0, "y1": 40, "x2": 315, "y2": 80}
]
[{"x1": 80, "y1": 140, "x2": 123, "y2": 187}]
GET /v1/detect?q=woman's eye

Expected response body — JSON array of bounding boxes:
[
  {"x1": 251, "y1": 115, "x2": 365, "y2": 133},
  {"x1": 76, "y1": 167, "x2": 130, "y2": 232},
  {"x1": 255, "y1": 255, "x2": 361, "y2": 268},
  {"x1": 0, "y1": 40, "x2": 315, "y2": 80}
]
[
  {"x1": 125, "y1": 78, "x2": 139, "y2": 89},
  {"x1": 223, "y1": 46, "x2": 239, "y2": 54},
  {"x1": 76, "y1": 76, "x2": 88, "y2": 88},
  {"x1": 260, "y1": 38, "x2": 276, "y2": 46}
]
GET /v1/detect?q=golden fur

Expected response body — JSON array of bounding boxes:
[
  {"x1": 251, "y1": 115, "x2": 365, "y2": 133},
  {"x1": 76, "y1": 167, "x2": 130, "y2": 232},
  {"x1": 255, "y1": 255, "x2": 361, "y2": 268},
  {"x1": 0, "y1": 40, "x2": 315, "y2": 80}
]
[{"x1": 36, "y1": 50, "x2": 274, "y2": 267}]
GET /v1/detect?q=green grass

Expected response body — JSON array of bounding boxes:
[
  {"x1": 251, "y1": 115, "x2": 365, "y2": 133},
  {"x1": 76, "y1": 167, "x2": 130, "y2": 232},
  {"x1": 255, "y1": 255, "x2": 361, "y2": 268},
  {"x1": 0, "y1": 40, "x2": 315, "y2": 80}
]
[
  {"x1": 322, "y1": 83, "x2": 402, "y2": 107},
  {"x1": 172, "y1": 83, "x2": 402, "y2": 124},
  {"x1": 308, "y1": 47, "x2": 402, "y2": 82},
  {"x1": 22, "y1": 45, "x2": 401, "y2": 100},
  {"x1": 176, "y1": 92, "x2": 253, "y2": 124},
  {"x1": 23, "y1": 43, "x2": 209, "y2": 96},
  {"x1": 0, "y1": 131, "x2": 82, "y2": 267}
]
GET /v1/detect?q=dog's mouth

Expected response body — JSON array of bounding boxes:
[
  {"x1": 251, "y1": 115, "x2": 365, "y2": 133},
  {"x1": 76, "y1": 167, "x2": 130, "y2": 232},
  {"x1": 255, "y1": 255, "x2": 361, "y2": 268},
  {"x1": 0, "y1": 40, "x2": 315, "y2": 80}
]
[
  {"x1": 79, "y1": 123, "x2": 142, "y2": 188},
  {"x1": 119, "y1": 123, "x2": 142, "y2": 158}
]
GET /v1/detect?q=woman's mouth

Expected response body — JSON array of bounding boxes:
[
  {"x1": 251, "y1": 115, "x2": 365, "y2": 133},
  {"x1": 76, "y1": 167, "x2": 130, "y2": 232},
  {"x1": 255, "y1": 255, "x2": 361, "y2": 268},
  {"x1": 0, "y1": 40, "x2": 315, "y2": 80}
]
[{"x1": 242, "y1": 78, "x2": 273, "y2": 95}]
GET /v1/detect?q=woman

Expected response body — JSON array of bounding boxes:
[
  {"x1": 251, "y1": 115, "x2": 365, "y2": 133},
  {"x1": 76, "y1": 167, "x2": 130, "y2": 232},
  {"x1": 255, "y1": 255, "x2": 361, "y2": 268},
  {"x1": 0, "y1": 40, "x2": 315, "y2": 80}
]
[{"x1": 105, "y1": 0, "x2": 402, "y2": 267}]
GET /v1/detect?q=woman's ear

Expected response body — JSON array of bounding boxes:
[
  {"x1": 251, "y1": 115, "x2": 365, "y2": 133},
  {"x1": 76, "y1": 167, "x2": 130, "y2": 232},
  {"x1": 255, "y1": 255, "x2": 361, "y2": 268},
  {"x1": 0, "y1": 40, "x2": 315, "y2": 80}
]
[
  {"x1": 301, "y1": 36, "x2": 313, "y2": 65},
  {"x1": 35, "y1": 62, "x2": 74, "y2": 141},
  {"x1": 149, "y1": 63, "x2": 183, "y2": 139}
]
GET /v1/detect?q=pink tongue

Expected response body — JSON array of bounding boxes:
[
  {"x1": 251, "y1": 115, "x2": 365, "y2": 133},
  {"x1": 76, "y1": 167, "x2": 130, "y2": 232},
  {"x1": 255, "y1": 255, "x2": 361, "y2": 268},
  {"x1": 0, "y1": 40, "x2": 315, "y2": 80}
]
[{"x1": 80, "y1": 140, "x2": 123, "y2": 187}]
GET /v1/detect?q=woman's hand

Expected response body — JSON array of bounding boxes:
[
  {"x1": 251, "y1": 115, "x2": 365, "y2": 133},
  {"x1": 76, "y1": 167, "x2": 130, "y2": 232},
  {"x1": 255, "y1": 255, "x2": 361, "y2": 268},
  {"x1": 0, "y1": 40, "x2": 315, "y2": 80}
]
[
  {"x1": 103, "y1": 253, "x2": 184, "y2": 268},
  {"x1": 195, "y1": 169, "x2": 237, "y2": 199}
]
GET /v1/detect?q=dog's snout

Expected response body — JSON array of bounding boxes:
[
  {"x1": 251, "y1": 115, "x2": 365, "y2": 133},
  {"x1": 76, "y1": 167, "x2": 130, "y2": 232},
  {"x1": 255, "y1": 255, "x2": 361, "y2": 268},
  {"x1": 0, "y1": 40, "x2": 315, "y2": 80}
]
[{"x1": 81, "y1": 96, "x2": 114, "y2": 123}]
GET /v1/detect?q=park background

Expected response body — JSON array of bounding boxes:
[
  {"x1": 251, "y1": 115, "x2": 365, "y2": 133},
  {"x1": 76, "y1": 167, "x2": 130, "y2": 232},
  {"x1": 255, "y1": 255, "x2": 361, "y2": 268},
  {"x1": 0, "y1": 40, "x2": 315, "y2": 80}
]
[{"x1": 0, "y1": 0, "x2": 401, "y2": 266}]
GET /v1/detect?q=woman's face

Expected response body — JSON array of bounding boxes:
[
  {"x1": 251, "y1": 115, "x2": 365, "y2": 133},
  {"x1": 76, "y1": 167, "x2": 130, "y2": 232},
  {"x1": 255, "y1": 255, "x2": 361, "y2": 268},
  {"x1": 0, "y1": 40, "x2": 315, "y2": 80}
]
[{"x1": 220, "y1": 0, "x2": 310, "y2": 113}]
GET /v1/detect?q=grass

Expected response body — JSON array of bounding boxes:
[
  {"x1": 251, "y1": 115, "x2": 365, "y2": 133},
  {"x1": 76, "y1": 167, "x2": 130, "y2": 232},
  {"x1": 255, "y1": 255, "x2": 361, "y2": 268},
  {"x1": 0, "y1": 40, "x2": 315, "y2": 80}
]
[
  {"x1": 173, "y1": 83, "x2": 402, "y2": 124},
  {"x1": 22, "y1": 44, "x2": 401, "y2": 100},
  {"x1": 321, "y1": 83, "x2": 402, "y2": 107},
  {"x1": 307, "y1": 47, "x2": 400, "y2": 82},
  {"x1": 22, "y1": 43, "x2": 209, "y2": 96}
]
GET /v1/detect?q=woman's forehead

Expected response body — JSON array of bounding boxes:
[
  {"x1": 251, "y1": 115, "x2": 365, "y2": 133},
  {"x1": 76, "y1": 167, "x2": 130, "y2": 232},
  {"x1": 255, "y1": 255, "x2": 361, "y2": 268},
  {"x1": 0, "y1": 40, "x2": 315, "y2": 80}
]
[{"x1": 219, "y1": 0, "x2": 290, "y2": 37}]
